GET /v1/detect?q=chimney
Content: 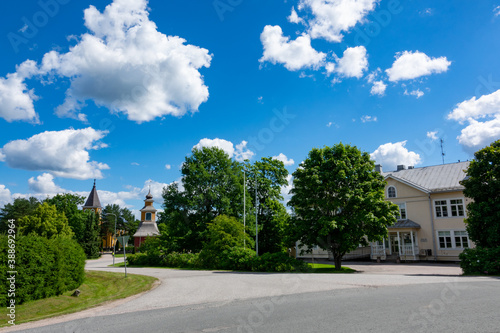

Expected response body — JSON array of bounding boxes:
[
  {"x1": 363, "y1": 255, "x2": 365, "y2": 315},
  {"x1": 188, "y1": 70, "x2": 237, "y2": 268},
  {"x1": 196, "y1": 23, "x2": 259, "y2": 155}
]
[
  {"x1": 408, "y1": 166, "x2": 414, "y2": 169},
  {"x1": 397, "y1": 165, "x2": 406, "y2": 171},
  {"x1": 375, "y1": 164, "x2": 383, "y2": 173}
]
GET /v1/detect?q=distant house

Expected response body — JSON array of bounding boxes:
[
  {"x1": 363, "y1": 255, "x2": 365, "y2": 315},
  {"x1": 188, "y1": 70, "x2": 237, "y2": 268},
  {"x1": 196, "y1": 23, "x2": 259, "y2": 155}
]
[{"x1": 296, "y1": 161, "x2": 472, "y2": 262}]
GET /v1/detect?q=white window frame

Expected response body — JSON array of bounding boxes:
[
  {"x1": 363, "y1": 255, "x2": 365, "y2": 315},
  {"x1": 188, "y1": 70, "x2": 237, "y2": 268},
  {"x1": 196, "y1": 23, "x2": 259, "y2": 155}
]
[
  {"x1": 437, "y1": 230, "x2": 470, "y2": 249},
  {"x1": 387, "y1": 186, "x2": 397, "y2": 198},
  {"x1": 434, "y1": 198, "x2": 466, "y2": 218},
  {"x1": 395, "y1": 202, "x2": 407, "y2": 220}
]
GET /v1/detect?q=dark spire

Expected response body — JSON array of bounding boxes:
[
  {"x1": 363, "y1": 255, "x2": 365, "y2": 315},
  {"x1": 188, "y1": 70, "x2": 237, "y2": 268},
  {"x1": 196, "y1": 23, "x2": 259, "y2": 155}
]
[{"x1": 84, "y1": 180, "x2": 102, "y2": 208}]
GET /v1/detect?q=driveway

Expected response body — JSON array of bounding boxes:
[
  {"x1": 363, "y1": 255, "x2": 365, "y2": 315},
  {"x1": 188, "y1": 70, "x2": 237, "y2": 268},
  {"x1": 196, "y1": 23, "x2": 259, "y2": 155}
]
[{"x1": 4, "y1": 254, "x2": 491, "y2": 332}]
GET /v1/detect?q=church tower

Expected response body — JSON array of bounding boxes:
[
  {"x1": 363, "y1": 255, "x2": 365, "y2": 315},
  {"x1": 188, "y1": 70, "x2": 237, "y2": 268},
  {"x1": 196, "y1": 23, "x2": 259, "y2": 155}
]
[
  {"x1": 133, "y1": 189, "x2": 161, "y2": 249},
  {"x1": 82, "y1": 180, "x2": 102, "y2": 214}
]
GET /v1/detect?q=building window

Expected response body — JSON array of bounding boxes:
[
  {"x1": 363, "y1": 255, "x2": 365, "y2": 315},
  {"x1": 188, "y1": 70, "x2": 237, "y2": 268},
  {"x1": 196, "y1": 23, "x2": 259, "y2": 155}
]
[
  {"x1": 388, "y1": 186, "x2": 396, "y2": 198},
  {"x1": 450, "y1": 199, "x2": 465, "y2": 217},
  {"x1": 435, "y1": 199, "x2": 465, "y2": 218},
  {"x1": 145, "y1": 212, "x2": 152, "y2": 221},
  {"x1": 396, "y1": 203, "x2": 407, "y2": 220},
  {"x1": 438, "y1": 230, "x2": 469, "y2": 249}
]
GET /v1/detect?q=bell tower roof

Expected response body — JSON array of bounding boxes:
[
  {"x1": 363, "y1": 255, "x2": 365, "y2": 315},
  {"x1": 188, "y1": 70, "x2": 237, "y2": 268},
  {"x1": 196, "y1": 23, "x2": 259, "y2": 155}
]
[{"x1": 83, "y1": 179, "x2": 102, "y2": 209}]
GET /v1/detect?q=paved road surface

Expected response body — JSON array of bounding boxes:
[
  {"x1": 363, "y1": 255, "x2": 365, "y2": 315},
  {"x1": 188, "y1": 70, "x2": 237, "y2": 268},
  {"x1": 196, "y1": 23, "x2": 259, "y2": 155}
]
[{"x1": 3, "y1": 255, "x2": 499, "y2": 333}]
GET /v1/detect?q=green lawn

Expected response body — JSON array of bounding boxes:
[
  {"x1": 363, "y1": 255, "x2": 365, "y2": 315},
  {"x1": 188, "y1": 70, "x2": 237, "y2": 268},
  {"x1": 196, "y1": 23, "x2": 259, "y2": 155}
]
[
  {"x1": 308, "y1": 263, "x2": 356, "y2": 273},
  {"x1": 0, "y1": 271, "x2": 157, "y2": 326}
]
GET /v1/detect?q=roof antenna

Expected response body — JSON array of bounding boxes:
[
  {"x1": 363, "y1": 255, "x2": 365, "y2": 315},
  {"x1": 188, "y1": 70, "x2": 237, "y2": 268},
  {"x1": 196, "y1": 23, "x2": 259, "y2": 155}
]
[{"x1": 440, "y1": 138, "x2": 445, "y2": 165}]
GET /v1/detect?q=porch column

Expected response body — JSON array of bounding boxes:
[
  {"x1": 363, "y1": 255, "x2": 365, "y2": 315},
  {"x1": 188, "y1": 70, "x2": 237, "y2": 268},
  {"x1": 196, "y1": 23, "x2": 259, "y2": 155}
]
[
  {"x1": 397, "y1": 231, "x2": 402, "y2": 256},
  {"x1": 410, "y1": 231, "x2": 416, "y2": 260},
  {"x1": 388, "y1": 235, "x2": 392, "y2": 255},
  {"x1": 382, "y1": 237, "x2": 386, "y2": 258}
]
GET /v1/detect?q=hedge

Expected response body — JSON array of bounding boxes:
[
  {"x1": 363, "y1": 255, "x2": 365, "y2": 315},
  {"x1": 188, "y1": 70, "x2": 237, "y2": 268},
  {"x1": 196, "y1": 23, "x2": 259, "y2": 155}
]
[
  {"x1": 0, "y1": 234, "x2": 86, "y2": 306},
  {"x1": 459, "y1": 247, "x2": 500, "y2": 275}
]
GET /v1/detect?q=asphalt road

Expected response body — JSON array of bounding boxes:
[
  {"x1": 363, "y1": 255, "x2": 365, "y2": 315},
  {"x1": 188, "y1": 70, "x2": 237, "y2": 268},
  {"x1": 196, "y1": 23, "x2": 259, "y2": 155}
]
[{"x1": 4, "y1": 255, "x2": 500, "y2": 333}]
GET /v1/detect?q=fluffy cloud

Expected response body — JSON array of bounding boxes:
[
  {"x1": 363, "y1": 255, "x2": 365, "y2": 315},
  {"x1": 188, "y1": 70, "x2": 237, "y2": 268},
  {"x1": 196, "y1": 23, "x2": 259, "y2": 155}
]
[
  {"x1": 335, "y1": 46, "x2": 368, "y2": 78},
  {"x1": 272, "y1": 153, "x2": 295, "y2": 166},
  {"x1": 456, "y1": 118, "x2": 500, "y2": 152},
  {"x1": 427, "y1": 131, "x2": 438, "y2": 141},
  {"x1": 193, "y1": 138, "x2": 255, "y2": 162},
  {"x1": 447, "y1": 89, "x2": 500, "y2": 123},
  {"x1": 28, "y1": 0, "x2": 211, "y2": 123},
  {"x1": 28, "y1": 173, "x2": 64, "y2": 194},
  {"x1": 0, "y1": 128, "x2": 109, "y2": 180},
  {"x1": 288, "y1": 7, "x2": 305, "y2": 24},
  {"x1": 165, "y1": 164, "x2": 171, "y2": 170},
  {"x1": 494, "y1": 6, "x2": 500, "y2": 17},
  {"x1": 370, "y1": 80, "x2": 386, "y2": 96},
  {"x1": 281, "y1": 174, "x2": 293, "y2": 206},
  {"x1": 0, "y1": 185, "x2": 12, "y2": 207},
  {"x1": 0, "y1": 60, "x2": 40, "y2": 123},
  {"x1": 386, "y1": 51, "x2": 451, "y2": 82},
  {"x1": 370, "y1": 141, "x2": 422, "y2": 171},
  {"x1": 404, "y1": 89, "x2": 424, "y2": 98},
  {"x1": 448, "y1": 89, "x2": 500, "y2": 152},
  {"x1": 361, "y1": 115, "x2": 377, "y2": 123},
  {"x1": 297, "y1": 0, "x2": 380, "y2": 42},
  {"x1": 260, "y1": 25, "x2": 326, "y2": 71}
]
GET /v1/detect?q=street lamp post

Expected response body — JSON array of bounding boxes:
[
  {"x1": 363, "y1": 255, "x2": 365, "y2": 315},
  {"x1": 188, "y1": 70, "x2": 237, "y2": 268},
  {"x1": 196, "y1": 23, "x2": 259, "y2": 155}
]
[{"x1": 108, "y1": 213, "x2": 117, "y2": 266}]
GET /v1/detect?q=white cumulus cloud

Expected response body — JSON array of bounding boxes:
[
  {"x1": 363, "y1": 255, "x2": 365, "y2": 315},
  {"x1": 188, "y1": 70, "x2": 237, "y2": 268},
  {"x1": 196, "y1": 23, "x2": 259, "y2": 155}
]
[
  {"x1": 335, "y1": 46, "x2": 368, "y2": 78},
  {"x1": 33, "y1": 0, "x2": 212, "y2": 123},
  {"x1": 297, "y1": 0, "x2": 380, "y2": 42},
  {"x1": 361, "y1": 115, "x2": 377, "y2": 123},
  {"x1": 386, "y1": 51, "x2": 451, "y2": 82},
  {"x1": 0, "y1": 185, "x2": 12, "y2": 207},
  {"x1": 193, "y1": 138, "x2": 255, "y2": 162},
  {"x1": 404, "y1": 89, "x2": 424, "y2": 98},
  {"x1": 370, "y1": 81, "x2": 386, "y2": 96},
  {"x1": 370, "y1": 141, "x2": 422, "y2": 171},
  {"x1": 260, "y1": 25, "x2": 326, "y2": 71},
  {"x1": 28, "y1": 173, "x2": 64, "y2": 194},
  {"x1": 448, "y1": 89, "x2": 500, "y2": 152},
  {"x1": 0, "y1": 128, "x2": 109, "y2": 180},
  {"x1": 0, "y1": 60, "x2": 40, "y2": 123},
  {"x1": 272, "y1": 153, "x2": 295, "y2": 166},
  {"x1": 427, "y1": 131, "x2": 438, "y2": 141}
]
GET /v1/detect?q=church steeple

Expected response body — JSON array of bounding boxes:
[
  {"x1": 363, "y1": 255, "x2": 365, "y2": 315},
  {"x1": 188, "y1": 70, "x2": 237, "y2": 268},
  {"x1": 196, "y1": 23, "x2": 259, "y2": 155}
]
[
  {"x1": 133, "y1": 190, "x2": 160, "y2": 249},
  {"x1": 83, "y1": 179, "x2": 102, "y2": 214}
]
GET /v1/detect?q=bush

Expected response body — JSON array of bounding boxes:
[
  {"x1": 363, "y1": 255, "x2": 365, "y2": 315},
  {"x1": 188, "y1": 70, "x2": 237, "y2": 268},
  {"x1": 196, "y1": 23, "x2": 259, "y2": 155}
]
[
  {"x1": 459, "y1": 247, "x2": 500, "y2": 275},
  {"x1": 161, "y1": 252, "x2": 201, "y2": 268},
  {"x1": 0, "y1": 234, "x2": 86, "y2": 306},
  {"x1": 252, "y1": 252, "x2": 310, "y2": 272}
]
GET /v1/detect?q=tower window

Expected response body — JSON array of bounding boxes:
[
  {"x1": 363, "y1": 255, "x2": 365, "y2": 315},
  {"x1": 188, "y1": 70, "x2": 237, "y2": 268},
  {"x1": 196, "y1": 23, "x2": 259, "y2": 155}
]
[{"x1": 145, "y1": 212, "x2": 152, "y2": 221}]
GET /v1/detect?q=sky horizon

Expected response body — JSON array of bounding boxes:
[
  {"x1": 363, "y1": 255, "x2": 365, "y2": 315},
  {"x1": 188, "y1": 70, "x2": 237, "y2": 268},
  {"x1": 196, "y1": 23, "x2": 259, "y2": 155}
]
[{"x1": 1, "y1": 0, "x2": 499, "y2": 218}]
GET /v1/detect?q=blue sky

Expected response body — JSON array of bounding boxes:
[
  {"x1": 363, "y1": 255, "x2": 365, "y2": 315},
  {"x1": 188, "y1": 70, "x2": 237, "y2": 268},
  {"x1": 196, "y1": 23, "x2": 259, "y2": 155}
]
[{"x1": 1, "y1": 0, "x2": 500, "y2": 216}]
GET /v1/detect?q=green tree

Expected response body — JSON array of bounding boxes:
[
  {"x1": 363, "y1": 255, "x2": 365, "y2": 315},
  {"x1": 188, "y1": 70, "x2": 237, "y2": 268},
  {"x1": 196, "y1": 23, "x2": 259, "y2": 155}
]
[
  {"x1": 80, "y1": 210, "x2": 101, "y2": 258},
  {"x1": 461, "y1": 140, "x2": 500, "y2": 248},
  {"x1": 0, "y1": 197, "x2": 40, "y2": 233},
  {"x1": 101, "y1": 204, "x2": 138, "y2": 237},
  {"x1": 160, "y1": 147, "x2": 243, "y2": 252},
  {"x1": 288, "y1": 143, "x2": 398, "y2": 269},
  {"x1": 246, "y1": 157, "x2": 290, "y2": 254},
  {"x1": 18, "y1": 202, "x2": 74, "y2": 238},
  {"x1": 44, "y1": 194, "x2": 86, "y2": 242}
]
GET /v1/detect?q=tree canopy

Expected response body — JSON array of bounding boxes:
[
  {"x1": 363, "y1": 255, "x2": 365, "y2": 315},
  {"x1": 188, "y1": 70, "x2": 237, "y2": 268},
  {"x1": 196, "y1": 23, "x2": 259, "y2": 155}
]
[
  {"x1": 461, "y1": 140, "x2": 500, "y2": 248},
  {"x1": 288, "y1": 143, "x2": 398, "y2": 269},
  {"x1": 18, "y1": 202, "x2": 74, "y2": 239},
  {"x1": 0, "y1": 197, "x2": 40, "y2": 233}
]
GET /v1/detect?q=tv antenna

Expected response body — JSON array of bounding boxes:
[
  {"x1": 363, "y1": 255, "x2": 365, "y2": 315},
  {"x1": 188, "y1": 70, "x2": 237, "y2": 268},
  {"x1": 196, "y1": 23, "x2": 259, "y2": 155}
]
[{"x1": 440, "y1": 139, "x2": 445, "y2": 164}]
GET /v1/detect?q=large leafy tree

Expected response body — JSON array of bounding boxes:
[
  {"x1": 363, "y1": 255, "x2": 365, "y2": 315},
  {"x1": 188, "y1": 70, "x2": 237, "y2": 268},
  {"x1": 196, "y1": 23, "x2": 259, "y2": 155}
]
[
  {"x1": 160, "y1": 147, "x2": 244, "y2": 252},
  {"x1": 101, "y1": 204, "x2": 138, "y2": 235},
  {"x1": 246, "y1": 157, "x2": 290, "y2": 254},
  {"x1": 0, "y1": 197, "x2": 40, "y2": 233},
  {"x1": 18, "y1": 202, "x2": 74, "y2": 238},
  {"x1": 461, "y1": 140, "x2": 500, "y2": 248},
  {"x1": 45, "y1": 194, "x2": 86, "y2": 243},
  {"x1": 289, "y1": 143, "x2": 398, "y2": 269}
]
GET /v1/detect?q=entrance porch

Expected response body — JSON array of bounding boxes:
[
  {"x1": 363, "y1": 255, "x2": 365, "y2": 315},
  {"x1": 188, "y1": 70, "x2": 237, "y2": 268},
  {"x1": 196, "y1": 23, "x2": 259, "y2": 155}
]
[{"x1": 371, "y1": 219, "x2": 421, "y2": 261}]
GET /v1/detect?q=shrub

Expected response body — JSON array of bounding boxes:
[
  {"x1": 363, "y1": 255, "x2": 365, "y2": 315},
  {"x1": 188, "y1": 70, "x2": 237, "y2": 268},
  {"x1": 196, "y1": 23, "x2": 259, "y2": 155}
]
[
  {"x1": 0, "y1": 234, "x2": 86, "y2": 306},
  {"x1": 161, "y1": 252, "x2": 201, "y2": 268},
  {"x1": 460, "y1": 247, "x2": 500, "y2": 275},
  {"x1": 252, "y1": 252, "x2": 310, "y2": 272},
  {"x1": 126, "y1": 253, "x2": 149, "y2": 266}
]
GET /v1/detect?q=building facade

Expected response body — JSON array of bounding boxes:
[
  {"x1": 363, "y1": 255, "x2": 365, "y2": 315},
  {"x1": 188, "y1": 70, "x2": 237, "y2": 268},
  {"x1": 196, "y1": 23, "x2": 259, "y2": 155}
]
[
  {"x1": 133, "y1": 190, "x2": 161, "y2": 249},
  {"x1": 82, "y1": 180, "x2": 114, "y2": 250}
]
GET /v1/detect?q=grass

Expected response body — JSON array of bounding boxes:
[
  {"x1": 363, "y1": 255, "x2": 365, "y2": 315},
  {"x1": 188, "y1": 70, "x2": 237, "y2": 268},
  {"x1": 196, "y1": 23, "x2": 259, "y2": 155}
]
[
  {"x1": 112, "y1": 261, "x2": 355, "y2": 273},
  {"x1": 0, "y1": 270, "x2": 157, "y2": 326},
  {"x1": 308, "y1": 263, "x2": 356, "y2": 273}
]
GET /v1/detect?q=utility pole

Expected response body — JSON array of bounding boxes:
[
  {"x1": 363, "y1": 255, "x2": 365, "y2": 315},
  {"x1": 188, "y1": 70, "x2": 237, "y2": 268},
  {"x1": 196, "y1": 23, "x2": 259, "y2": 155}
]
[
  {"x1": 255, "y1": 174, "x2": 258, "y2": 257},
  {"x1": 243, "y1": 169, "x2": 246, "y2": 250}
]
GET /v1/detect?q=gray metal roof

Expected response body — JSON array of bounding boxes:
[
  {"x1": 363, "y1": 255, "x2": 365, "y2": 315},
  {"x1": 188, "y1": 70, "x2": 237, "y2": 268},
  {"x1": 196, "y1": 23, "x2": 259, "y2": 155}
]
[
  {"x1": 133, "y1": 222, "x2": 160, "y2": 237},
  {"x1": 140, "y1": 205, "x2": 157, "y2": 212},
  {"x1": 83, "y1": 180, "x2": 102, "y2": 208},
  {"x1": 388, "y1": 219, "x2": 421, "y2": 229},
  {"x1": 383, "y1": 161, "x2": 470, "y2": 193}
]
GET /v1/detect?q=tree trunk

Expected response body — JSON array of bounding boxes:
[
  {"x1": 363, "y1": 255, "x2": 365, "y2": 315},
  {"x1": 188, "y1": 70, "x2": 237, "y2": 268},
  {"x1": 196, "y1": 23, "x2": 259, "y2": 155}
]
[{"x1": 334, "y1": 254, "x2": 342, "y2": 270}]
